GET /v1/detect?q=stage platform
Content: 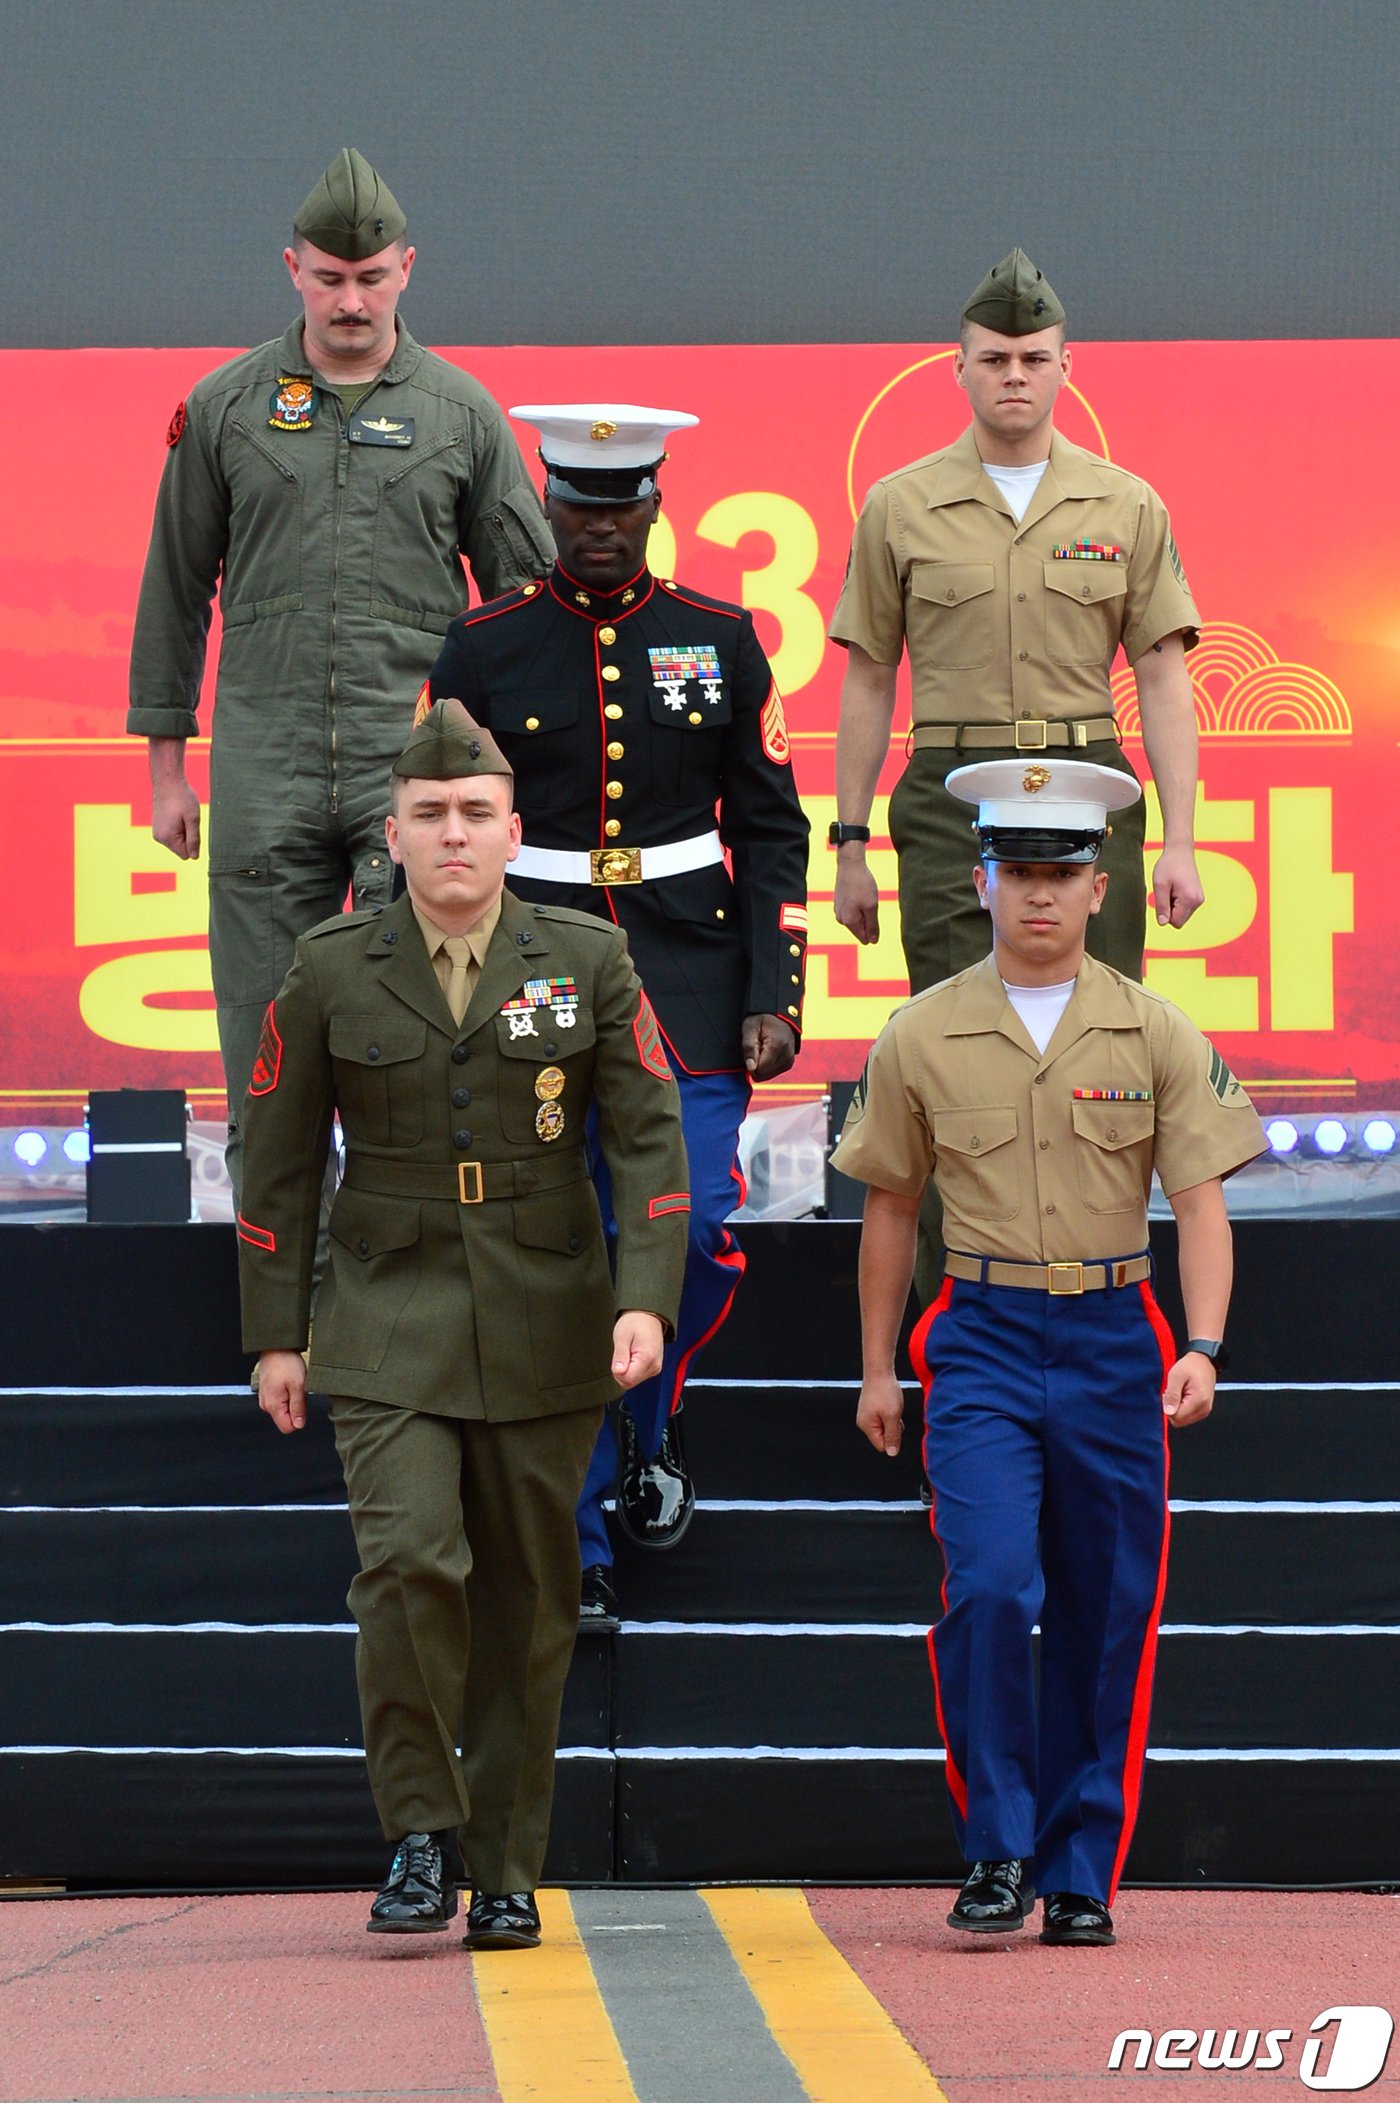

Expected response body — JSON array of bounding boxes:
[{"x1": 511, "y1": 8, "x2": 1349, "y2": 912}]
[{"x1": 2, "y1": 1219, "x2": 1398, "y2": 1893}]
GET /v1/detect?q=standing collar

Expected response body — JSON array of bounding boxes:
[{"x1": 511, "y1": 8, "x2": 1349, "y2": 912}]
[{"x1": 548, "y1": 563, "x2": 655, "y2": 622}]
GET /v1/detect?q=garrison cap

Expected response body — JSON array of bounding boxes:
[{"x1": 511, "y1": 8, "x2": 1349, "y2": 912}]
[
  {"x1": 293, "y1": 148, "x2": 407, "y2": 261},
  {"x1": 961, "y1": 248, "x2": 1065, "y2": 336},
  {"x1": 511, "y1": 402, "x2": 699, "y2": 505},
  {"x1": 393, "y1": 699, "x2": 512, "y2": 781},
  {"x1": 947, "y1": 758, "x2": 1140, "y2": 864}
]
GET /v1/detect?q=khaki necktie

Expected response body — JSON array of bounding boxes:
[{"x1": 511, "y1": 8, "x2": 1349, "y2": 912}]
[{"x1": 443, "y1": 936, "x2": 474, "y2": 1026}]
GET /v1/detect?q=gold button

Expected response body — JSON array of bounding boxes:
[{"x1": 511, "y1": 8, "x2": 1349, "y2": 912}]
[
  {"x1": 787, "y1": 1005, "x2": 799, "y2": 1017},
  {"x1": 663, "y1": 579, "x2": 677, "y2": 591},
  {"x1": 606, "y1": 780, "x2": 624, "y2": 799},
  {"x1": 688, "y1": 710, "x2": 703, "y2": 724},
  {"x1": 575, "y1": 591, "x2": 591, "y2": 607},
  {"x1": 602, "y1": 665, "x2": 621, "y2": 683},
  {"x1": 522, "y1": 582, "x2": 539, "y2": 597},
  {"x1": 604, "y1": 703, "x2": 623, "y2": 720},
  {"x1": 789, "y1": 943, "x2": 801, "y2": 956},
  {"x1": 525, "y1": 716, "x2": 540, "y2": 731},
  {"x1": 607, "y1": 741, "x2": 624, "y2": 760},
  {"x1": 716, "y1": 908, "x2": 725, "y2": 921},
  {"x1": 605, "y1": 819, "x2": 622, "y2": 837},
  {"x1": 790, "y1": 974, "x2": 800, "y2": 984},
  {"x1": 621, "y1": 589, "x2": 636, "y2": 605},
  {"x1": 599, "y1": 626, "x2": 616, "y2": 645}
]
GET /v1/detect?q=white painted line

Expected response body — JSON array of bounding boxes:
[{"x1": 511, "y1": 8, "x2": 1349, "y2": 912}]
[
  {"x1": 0, "y1": 1743, "x2": 1394, "y2": 1764},
  {"x1": 620, "y1": 1621, "x2": 933, "y2": 1638},
  {"x1": 90, "y1": 1141, "x2": 184, "y2": 1154},
  {"x1": 3, "y1": 1504, "x2": 346, "y2": 1515},
  {"x1": 5, "y1": 1619, "x2": 1397, "y2": 1639},
  {"x1": 0, "y1": 1743, "x2": 613, "y2": 1760},
  {"x1": 0, "y1": 1386, "x2": 251, "y2": 1398},
  {"x1": 0, "y1": 1621, "x2": 357, "y2": 1635},
  {"x1": 4, "y1": 1496, "x2": 1395, "y2": 1517},
  {"x1": 687, "y1": 1379, "x2": 1400, "y2": 1394},
  {"x1": 1169, "y1": 1500, "x2": 1400, "y2": 1515}
]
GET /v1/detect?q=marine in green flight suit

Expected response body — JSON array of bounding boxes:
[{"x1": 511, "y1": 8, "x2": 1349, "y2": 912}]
[
  {"x1": 238, "y1": 700, "x2": 688, "y2": 1947},
  {"x1": 127, "y1": 148, "x2": 553, "y2": 1203}
]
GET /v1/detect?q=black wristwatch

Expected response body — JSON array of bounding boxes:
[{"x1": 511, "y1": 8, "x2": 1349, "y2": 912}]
[
  {"x1": 828, "y1": 821, "x2": 872, "y2": 847},
  {"x1": 1184, "y1": 1338, "x2": 1230, "y2": 1370}
]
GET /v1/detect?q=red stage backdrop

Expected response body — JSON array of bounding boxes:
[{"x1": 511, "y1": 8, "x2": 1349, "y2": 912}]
[{"x1": 3, "y1": 342, "x2": 1394, "y2": 1120}]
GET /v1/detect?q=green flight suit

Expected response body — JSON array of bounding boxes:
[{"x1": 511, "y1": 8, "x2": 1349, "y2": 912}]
[
  {"x1": 127, "y1": 318, "x2": 554, "y2": 1196},
  {"x1": 237, "y1": 885, "x2": 688, "y2": 1886}
]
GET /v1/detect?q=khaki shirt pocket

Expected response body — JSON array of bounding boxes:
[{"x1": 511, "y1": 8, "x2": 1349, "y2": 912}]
[
  {"x1": 931, "y1": 1105, "x2": 1020, "y2": 1222},
  {"x1": 1043, "y1": 561, "x2": 1128, "y2": 666},
  {"x1": 329, "y1": 1014, "x2": 426, "y2": 1148},
  {"x1": 322, "y1": 1191, "x2": 423, "y2": 1371},
  {"x1": 907, "y1": 562, "x2": 996, "y2": 670},
  {"x1": 1069, "y1": 1097, "x2": 1155, "y2": 1213}
]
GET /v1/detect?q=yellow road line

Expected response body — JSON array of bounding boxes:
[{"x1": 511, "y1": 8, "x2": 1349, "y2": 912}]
[
  {"x1": 472, "y1": 1888, "x2": 638, "y2": 2101},
  {"x1": 703, "y1": 1887, "x2": 951, "y2": 2102}
]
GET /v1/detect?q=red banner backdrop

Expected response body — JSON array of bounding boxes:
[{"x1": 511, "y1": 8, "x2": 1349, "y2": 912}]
[{"x1": 2, "y1": 341, "x2": 1395, "y2": 1119}]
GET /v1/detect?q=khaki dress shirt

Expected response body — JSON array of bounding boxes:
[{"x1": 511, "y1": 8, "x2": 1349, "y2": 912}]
[
  {"x1": 832, "y1": 954, "x2": 1264, "y2": 1263},
  {"x1": 412, "y1": 897, "x2": 502, "y2": 1023}
]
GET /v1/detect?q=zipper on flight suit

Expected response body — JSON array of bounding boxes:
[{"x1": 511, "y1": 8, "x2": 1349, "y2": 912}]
[{"x1": 325, "y1": 372, "x2": 385, "y2": 818}]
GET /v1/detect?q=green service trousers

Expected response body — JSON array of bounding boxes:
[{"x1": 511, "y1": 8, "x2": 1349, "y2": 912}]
[
  {"x1": 887, "y1": 738, "x2": 1148, "y2": 1304},
  {"x1": 331, "y1": 1394, "x2": 603, "y2": 1894}
]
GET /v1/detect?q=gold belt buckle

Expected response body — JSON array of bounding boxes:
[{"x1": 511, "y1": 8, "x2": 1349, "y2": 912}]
[
  {"x1": 457, "y1": 1161, "x2": 484, "y2": 1204},
  {"x1": 1014, "y1": 718, "x2": 1049, "y2": 751},
  {"x1": 1047, "y1": 1261, "x2": 1084, "y2": 1295},
  {"x1": 589, "y1": 846, "x2": 643, "y2": 885}
]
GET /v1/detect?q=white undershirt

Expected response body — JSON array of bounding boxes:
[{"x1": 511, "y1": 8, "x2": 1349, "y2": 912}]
[
  {"x1": 982, "y1": 459, "x2": 1048, "y2": 523},
  {"x1": 1003, "y1": 976, "x2": 1076, "y2": 1055}
]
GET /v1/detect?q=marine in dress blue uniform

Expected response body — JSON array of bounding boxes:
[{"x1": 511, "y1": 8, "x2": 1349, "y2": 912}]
[
  {"x1": 833, "y1": 759, "x2": 1264, "y2": 1946},
  {"x1": 424, "y1": 406, "x2": 810, "y2": 1614}
]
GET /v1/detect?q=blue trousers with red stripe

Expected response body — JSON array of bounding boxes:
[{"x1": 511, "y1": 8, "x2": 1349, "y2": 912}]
[
  {"x1": 912, "y1": 1267, "x2": 1172, "y2": 1903},
  {"x1": 576, "y1": 1056, "x2": 751, "y2": 1570}
]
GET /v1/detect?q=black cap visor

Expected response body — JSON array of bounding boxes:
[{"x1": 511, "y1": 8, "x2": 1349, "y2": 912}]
[
  {"x1": 542, "y1": 458, "x2": 663, "y2": 507},
  {"x1": 978, "y1": 826, "x2": 1104, "y2": 865}
]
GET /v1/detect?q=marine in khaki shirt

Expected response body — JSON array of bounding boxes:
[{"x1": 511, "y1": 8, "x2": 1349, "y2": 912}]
[
  {"x1": 832, "y1": 759, "x2": 1263, "y2": 1951},
  {"x1": 828, "y1": 248, "x2": 1203, "y2": 1003}
]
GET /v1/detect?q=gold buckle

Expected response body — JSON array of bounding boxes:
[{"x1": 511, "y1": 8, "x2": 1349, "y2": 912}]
[
  {"x1": 457, "y1": 1161, "x2": 484, "y2": 1204},
  {"x1": 1014, "y1": 718, "x2": 1049, "y2": 751},
  {"x1": 1047, "y1": 1261, "x2": 1084, "y2": 1295},
  {"x1": 589, "y1": 846, "x2": 643, "y2": 885}
]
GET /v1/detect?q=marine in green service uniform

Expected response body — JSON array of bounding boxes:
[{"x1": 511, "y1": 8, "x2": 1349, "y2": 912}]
[
  {"x1": 237, "y1": 700, "x2": 688, "y2": 1948},
  {"x1": 128, "y1": 148, "x2": 553, "y2": 1202}
]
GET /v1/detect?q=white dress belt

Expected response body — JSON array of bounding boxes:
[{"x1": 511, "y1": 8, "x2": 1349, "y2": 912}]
[{"x1": 511, "y1": 831, "x2": 725, "y2": 885}]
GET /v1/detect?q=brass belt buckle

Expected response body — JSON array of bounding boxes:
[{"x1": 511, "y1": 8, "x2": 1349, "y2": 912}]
[
  {"x1": 589, "y1": 846, "x2": 643, "y2": 885},
  {"x1": 457, "y1": 1161, "x2": 484, "y2": 1204},
  {"x1": 1014, "y1": 718, "x2": 1049, "y2": 752},
  {"x1": 1047, "y1": 1261, "x2": 1084, "y2": 1295}
]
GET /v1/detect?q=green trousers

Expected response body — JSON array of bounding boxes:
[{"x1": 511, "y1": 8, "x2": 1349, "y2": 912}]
[
  {"x1": 887, "y1": 738, "x2": 1148, "y2": 1303},
  {"x1": 331, "y1": 1395, "x2": 603, "y2": 1893}
]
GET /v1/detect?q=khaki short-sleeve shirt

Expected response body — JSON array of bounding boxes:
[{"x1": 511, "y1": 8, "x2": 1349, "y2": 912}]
[
  {"x1": 832, "y1": 954, "x2": 1263, "y2": 1261},
  {"x1": 828, "y1": 428, "x2": 1199, "y2": 726}
]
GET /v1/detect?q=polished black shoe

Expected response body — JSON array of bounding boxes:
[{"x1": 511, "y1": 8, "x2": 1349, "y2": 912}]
[
  {"x1": 947, "y1": 1858, "x2": 1036, "y2": 1933},
  {"x1": 366, "y1": 1829, "x2": 458, "y2": 1933},
  {"x1": 1039, "y1": 1891, "x2": 1115, "y2": 1945},
  {"x1": 578, "y1": 1562, "x2": 620, "y2": 1633},
  {"x1": 617, "y1": 1406, "x2": 695, "y2": 1549},
  {"x1": 463, "y1": 1890, "x2": 542, "y2": 1950}
]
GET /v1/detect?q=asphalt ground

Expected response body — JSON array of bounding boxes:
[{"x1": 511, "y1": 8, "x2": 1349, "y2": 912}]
[{"x1": 1, "y1": 1886, "x2": 1396, "y2": 2101}]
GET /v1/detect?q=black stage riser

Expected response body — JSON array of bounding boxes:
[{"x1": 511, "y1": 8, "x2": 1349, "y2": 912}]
[
  {"x1": 5, "y1": 1385, "x2": 1397, "y2": 1505},
  {"x1": 2, "y1": 1753, "x2": 1396, "y2": 1891},
  {"x1": 6, "y1": 1630, "x2": 1397, "y2": 1754},
  {"x1": 5, "y1": 1509, "x2": 1397, "y2": 1628},
  {"x1": 7, "y1": 1220, "x2": 1400, "y2": 1386}
]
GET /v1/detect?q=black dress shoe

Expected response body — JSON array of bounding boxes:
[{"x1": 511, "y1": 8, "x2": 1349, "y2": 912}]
[
  {"x1": 463, "y1": 1890, "x2": 542, "y2": 1949},
  {"x1": 617, "y1": 1406, "x2": 695, "y2": 1549},
  {"x1": 947, "y1": 1858, "x2": 1036, "y2": 1933},
  {"x1": 366, "y1": 1829, "x2": 458, "y2": 1933},
  {"x1": 578, "y1": 1563, "x2": 619, "y2": 1632},
  {"x1": 1039, "y1": 1891, "x2": 1115, "y2": 1945}
]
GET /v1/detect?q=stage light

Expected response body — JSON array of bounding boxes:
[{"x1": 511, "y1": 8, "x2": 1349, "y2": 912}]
[
  {"x1": 1313, "y1": 1118, "x2": 1349, "y2": 1155},
  {"x1": 63, "y1": 1129, "x2": 90, "y2": 1164},
  {"x1": 13, "y1": 1130, "x2": 48, "y2": 1168},
  {"x1": 1361, "y1": 1118, "x2": 1397, "y2": 1155},
  {"x1": 1265, "y1": 1118, "x2": 1299, "y2": 1154}
]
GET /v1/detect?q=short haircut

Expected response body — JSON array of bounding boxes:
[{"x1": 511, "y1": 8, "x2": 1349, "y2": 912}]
[
  {"x1": 959, "y1": 318, "x2": 1068, "y2": 350},
  {"x1": 290, "y1": 230, "x2": 409, "y2": 257}
]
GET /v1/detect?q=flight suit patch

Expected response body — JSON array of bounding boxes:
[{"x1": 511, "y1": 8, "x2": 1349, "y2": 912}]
[
  {"x1": 166, "y1": 401, "x2": 186, "y2": 448},
  {"x1": 761, "y1": 686, "x2": 791, "y2": 764},
  {"x1": 249, "y1": 1004, "x2": 283, "y2": 1095},
  {"x1": 268, "y1": 377, "x2": 318, "y2": 431},
  {"x1": 347, "y1": 410, "x2": 415, "y2": 447}
]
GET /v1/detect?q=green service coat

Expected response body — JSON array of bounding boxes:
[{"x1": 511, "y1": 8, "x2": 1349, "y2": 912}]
[
  {"x1": 237, "y1": 886, "x2": 689, "y2": 1420},
  {"x1": 126, "y1": 318, "x2": 553, "y2": 836}
]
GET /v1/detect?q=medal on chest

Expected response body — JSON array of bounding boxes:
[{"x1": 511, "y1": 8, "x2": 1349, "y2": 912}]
[
  {"x1": 648, "y1": 644, "x2": 723, "y2": 714},
  {"x1": 500, "y1": 976, "x2": 582, "y2": 1039}
]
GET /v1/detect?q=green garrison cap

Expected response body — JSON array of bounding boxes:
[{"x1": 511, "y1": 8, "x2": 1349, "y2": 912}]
[
  {"x1": 393, "y1": 700, "x2": 513, "y2": 781},
  {"x1": 293, "y1": 148, "x2": 407, "y2": 261},
  {"x1": 962, "y1": 248, "x2": 1065, "y2": 335}
]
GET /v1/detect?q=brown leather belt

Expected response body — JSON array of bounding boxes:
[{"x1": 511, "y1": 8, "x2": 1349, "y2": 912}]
[
  {"x1": 343, "y1": 1150, "x2": 589, "y2": 1205},
  {"x1": 910, "y1": 716, "x2": 1119, "y2": 753},
  {"x1": 945, "y1": 1250, "x2": 1152, "y2": 1295}
]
